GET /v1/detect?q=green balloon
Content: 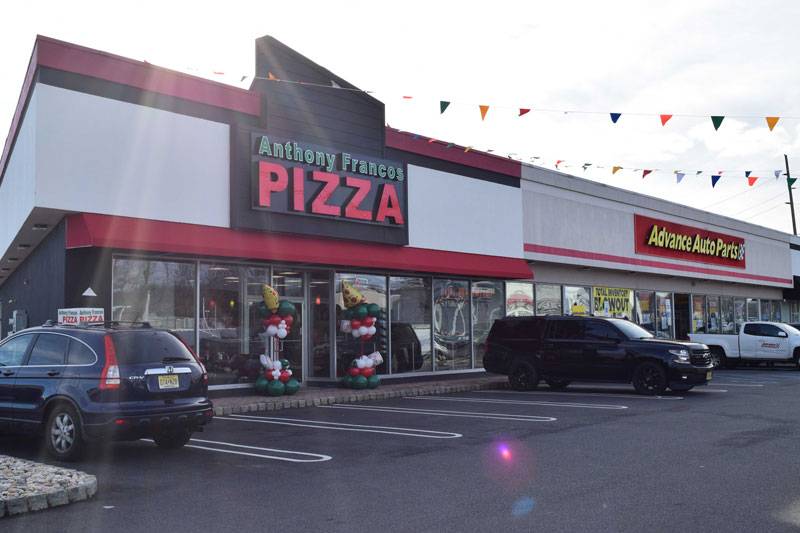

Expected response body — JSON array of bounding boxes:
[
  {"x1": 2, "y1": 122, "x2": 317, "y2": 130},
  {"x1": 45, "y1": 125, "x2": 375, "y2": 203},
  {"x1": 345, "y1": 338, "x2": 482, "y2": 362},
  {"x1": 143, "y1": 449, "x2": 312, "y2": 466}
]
[
  {"x1": 281, "y1": 358, "x2": 291, "y2": 370},
  {"x1": 255, "y1": 301, "x2": 270, "y2": 318},
  {"x1": 284, "y1": 378, "x2": 300, "y2": 395},
  {"x1": 343, "y1": 308, "x2": 353, "y2": 319},
  {"x1": 367, "y1": 303, "x2": 381, "y2": 317},
  {"x1": 267, "y1": 379, "x2": 285, "y2": 396},
  {"x1": 352, "y1": 375, "x2": 368, "y2": 390},
  {"x1": 350, "y1": 359, "x2": 359, "y2": 367},
  {"x1": 255, "y1": 375, "x2": 269, "y2": 393},
  {"x1": 353, "y1": 304, "x2": 368, "y2": 319},
  {"x1": 343, "y1": 375, "x2": 353, "y2": 388},
  {"x1": 277, "y1": 300, "x2": 296, "y2": 317},
  {"x1": 367, "y1": 374, "x2": 380, "y2": 389}
]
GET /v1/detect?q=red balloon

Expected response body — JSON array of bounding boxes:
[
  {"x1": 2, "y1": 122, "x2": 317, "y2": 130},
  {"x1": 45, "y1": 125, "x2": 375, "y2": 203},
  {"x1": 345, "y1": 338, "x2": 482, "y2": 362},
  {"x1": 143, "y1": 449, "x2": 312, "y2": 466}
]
[
  {"x1": 283, "y1": 315, "x2": 294, "y2": 327},
  {"x1": 268, "y1": 314, "x2": 282, "y2": 326},
  {"x1": 279, "y1": 370, "x2": 290, "y2": 383},
  {"x1": 262, "y1": 318, "x2": 271, "y2": 328},
  {"x1": 265, "y1": 371, "x2": 275, "y2": 381},
  {"x1": 362, "y1": 316, "x2": 375, "y2": 327},
  {"x1": 284, "y1": 326, "x2": 291, "y2": 335},
  {"x1": 350, "y1": 318, "x2": 362, "y2": 329},
  {"x1": 348, "y1": 366, "x2": 361, "y2": 377},
  {"x1": 361, "y1": 367, "x2": 375, "y2": 378},
  {"x1": 363, "y1": 334, "x2": 372, "y2": 340}
]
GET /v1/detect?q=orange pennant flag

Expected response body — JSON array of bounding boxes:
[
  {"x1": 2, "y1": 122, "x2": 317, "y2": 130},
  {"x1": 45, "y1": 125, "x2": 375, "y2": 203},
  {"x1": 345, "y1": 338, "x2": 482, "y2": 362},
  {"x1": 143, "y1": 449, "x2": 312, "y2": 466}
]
[
  {"x1": 748, "y1": 176, "x2": 758, "y2": 186},
  {"x1": 612, "y1": 166, "x2": 622, "y2": 174},
  {"x1": 268, "y1": 72, "x2": 279, "y2": 81},
  {"x1": 464, "y1": 146, "x2": 473, "y2": 153},
  {"x1": 660, "y1": 114, "x2": 672, "y2": 126},
  {"x1": 766, "y1": 117, "x2": 780, "y2": 131},
  {"x1": 479, "y1": 105, "x2": 490, "y2": 121}
]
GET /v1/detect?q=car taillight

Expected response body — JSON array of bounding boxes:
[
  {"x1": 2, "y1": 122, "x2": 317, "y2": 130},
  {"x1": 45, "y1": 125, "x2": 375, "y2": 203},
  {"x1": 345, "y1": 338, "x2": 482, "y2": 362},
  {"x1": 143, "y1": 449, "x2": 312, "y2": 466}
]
[
  {"x1": 101, "y1": 334, "x2": 120, "y2": 390},
  {"x1": 178, "y1": 335, "x2": 207, "y2": 386},
  {"x1": 485, "y1": 339, "x2": 489, "y2": 354}
]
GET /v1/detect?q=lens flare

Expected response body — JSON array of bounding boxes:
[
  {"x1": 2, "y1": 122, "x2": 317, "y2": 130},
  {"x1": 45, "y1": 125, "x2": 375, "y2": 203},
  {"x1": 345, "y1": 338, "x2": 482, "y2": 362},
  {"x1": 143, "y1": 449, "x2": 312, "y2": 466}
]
[
  {"x1": 499, "y1": 444, "x2": 512, "y2": 460},
  {"x1": 482, "y1": 438, "x2": 536, "y2": 492},
  {"x1": 512, "y1": 497, "x2": 536, "y2": 517}
]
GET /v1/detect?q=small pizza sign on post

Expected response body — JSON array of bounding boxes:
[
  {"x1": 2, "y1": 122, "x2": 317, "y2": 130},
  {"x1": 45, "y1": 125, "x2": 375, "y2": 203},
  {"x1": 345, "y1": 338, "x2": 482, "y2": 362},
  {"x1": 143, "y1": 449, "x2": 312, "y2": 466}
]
[{"x1": 57, "y1": 308, "x2": 105, "y2": 325}]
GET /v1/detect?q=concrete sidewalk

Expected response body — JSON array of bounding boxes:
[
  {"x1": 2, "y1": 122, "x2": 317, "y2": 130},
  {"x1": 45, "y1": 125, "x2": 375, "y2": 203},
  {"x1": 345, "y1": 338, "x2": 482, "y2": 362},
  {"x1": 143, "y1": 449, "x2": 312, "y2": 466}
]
[{"x1": 211, "y1": 375, "x2": 509, "y2": 416}]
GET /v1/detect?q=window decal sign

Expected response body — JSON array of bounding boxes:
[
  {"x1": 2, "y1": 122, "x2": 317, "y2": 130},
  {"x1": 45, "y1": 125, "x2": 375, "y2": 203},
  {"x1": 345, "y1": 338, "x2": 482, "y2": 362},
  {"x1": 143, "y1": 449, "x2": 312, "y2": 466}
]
[
  {"x1": 634, "y1": 214, "x2": 746, "y2": 269},
  {"x1": 593, "y1": 287, "x2": 631, "y2": 316}
]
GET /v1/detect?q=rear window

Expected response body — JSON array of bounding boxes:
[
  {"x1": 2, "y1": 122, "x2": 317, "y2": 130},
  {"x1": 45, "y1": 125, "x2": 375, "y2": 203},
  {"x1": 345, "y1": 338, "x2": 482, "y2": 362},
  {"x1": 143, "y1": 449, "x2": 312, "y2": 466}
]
[
  {"x1": 549, "y1": 320, "x2": 583, "y2": 340},
  {"x1": 743, "y1": 324, "x2": 761, "y2": 336},
  {"x1": 110, "y1": 331, "x2": 194, "y2": 365},
  {"x1": 491, "y1": 319, "x2": 544, "y2": 340}
]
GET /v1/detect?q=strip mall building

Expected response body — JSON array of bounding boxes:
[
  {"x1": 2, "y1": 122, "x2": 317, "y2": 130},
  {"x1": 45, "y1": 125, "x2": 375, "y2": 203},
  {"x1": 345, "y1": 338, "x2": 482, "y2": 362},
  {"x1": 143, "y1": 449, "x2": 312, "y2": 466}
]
[{"x1": 1, "y1": 35, "x2": 798, "y2": 390}]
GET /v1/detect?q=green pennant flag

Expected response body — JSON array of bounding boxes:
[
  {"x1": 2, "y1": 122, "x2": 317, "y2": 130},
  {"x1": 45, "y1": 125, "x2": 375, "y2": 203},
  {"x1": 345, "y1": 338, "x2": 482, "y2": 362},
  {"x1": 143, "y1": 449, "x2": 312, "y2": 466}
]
[
  {"x1": 711, "y1": 116, "x2": 725, "y2": 130},
  {"x1": 440, "y1": 101, "x2": 450, "y2": 114},
  {"x1": 789, "y1": 177, "x2": 798, "y2": 189}
]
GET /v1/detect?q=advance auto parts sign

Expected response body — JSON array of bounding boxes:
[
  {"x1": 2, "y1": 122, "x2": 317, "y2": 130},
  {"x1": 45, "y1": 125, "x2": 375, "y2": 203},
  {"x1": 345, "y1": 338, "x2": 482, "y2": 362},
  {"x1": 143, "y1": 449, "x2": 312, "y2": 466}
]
[
  {"x1": 231, "y1": 133, "x2": 408, "y2": 245},
  {"x1": 634, "y1": 214, "x2": 746, "y2": 269}
]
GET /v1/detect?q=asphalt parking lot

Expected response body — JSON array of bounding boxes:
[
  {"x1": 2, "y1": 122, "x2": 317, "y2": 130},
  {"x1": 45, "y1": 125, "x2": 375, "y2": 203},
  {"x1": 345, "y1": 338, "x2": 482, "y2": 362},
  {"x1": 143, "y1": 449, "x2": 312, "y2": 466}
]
[{"x1": 5, "y1": 368, "x2": 800, "y2": 532}]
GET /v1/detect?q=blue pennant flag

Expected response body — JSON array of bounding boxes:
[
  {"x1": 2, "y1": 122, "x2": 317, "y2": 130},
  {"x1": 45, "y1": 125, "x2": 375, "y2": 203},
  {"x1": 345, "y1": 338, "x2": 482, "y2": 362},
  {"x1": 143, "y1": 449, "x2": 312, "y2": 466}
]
[
  {"x1": 610, "y1": 113, "x2": 621, "y2": 124},
  {"x1": 711, "y1": 175, "x2": 721, "y2": 188},
  {"x1": 745, "y1": 171, "x2": 751, "y2": 178}
]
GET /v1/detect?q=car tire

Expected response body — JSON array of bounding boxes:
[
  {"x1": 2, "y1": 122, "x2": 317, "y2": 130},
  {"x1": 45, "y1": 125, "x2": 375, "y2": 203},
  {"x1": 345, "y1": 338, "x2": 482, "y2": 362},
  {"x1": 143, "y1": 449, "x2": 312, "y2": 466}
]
[
  {"x1": 153, "y1": 427, "x2": 192, "y2": 449},
  {"x1": 544, "y1": 379, "x2": 570, "y2": 390},
  {"x1": 632, "y1": 361, "x2": 668, "y2": 396},
  {"x1": 709, "y1": 347, "x2": 726, "y2": 369},
  {"x1": 508, "y1": 360, "x2": 539, "y2": 391},
  {"x1": 45, "y1": 404, "x2": 84, "y2": 461}
]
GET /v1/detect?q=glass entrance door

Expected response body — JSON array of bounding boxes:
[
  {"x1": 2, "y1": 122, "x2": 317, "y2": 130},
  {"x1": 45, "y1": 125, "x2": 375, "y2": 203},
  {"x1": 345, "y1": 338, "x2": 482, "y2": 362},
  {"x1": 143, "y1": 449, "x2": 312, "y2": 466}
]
[{"x1": 272, "y1": 270, "x2": 305, "y2": 382}]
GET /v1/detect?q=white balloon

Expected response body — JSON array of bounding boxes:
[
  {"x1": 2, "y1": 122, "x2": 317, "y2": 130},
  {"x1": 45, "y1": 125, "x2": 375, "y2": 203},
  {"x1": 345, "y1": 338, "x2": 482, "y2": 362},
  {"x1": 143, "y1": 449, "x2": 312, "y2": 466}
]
[
  {"x1": 278, "y1": 323, "x2": 287, "y2": 330},
  {"x1": 365, "y1": 357, "x2": 374, "y2": 368},
  {"x1": 277, "y1": 328, "x2": 287, "y2": 339},
  {"x1": 359, "y1": 326, "x2": 369, "y2": 335},
  {"x1": 273, "y1": 360, "x2": 282, "y2": 370},
  {"x1": 368, "y1": 326, "x2": 377, "y2": 336},
  {"x1": 266, "y1": 325, "x2": 278, "y2": 337},
  {"x1": 356, "y1": 359, "x2": 366, "y2": 369},
  {"x1": 280, "y1": 320, "x2": 286, "y2": 326},
  {"x1": 287, "y1": 369, "x2": 293, "y2": 376},
  {"x1": 272, "y1": 370, "x2": 281, "y2": 379},
  {"x1": 260, "y1": 354, "x2": 271, "y2": 369},
  {"x1": 352, "y1": 330, "x2": 361, "y2": 338}
]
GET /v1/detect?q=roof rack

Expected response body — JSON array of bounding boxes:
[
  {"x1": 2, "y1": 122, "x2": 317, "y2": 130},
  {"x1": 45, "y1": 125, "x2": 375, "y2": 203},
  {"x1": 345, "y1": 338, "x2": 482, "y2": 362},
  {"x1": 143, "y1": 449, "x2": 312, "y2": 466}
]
[{"x1": 77, "y1": 320, "x2": 152, "y2": 329}]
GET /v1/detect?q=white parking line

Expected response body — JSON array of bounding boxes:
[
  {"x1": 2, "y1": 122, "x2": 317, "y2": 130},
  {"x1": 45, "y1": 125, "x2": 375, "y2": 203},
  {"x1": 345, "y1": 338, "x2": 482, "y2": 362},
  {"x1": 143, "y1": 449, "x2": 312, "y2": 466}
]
[
  {"x1": 142, "y1": 438, "x2": 331, "y2": 462},
  {"x1": 221, "y1": 414, "x2": 462, "y2": 439},
  {"x1": 405, "y1": 396, "x2": 628, "y2": 409},
  {"x1": 473, "y1": 390, "x2": 682, "y2": 400},
  {"x1": 319, "y1": 404, "x2": 557, "y2": 422},
  {"x1": 690, "y1": 388, "x2": 728, "y2": 393},
  {"x1": 707, "y1": 383, "x2": 764, "y2": 387}
]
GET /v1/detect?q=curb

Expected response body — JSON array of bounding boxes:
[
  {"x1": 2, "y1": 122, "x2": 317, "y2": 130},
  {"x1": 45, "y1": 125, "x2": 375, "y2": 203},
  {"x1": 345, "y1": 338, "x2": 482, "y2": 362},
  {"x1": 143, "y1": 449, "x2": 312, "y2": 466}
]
[
  {"x1": 213, "y1": 380, "x2": 508, "y2": 416},
  {"x1": 1, "y1": 457, "x2": 97, "y2": 518}
]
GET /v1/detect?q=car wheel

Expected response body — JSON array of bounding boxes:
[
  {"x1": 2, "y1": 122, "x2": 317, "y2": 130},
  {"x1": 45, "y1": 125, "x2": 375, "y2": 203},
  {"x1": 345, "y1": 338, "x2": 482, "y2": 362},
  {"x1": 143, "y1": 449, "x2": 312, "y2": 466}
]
[
  {"x1": 709, "y1": 348, "x2": 726, "y2": 369},
  {"x1": 508, "y1": 360, "x2": 539, "y2": 391},
  {"x1": 632, "y1": 361, "x2": 667, "y2": 396},
  {"x1": 45, "y1": 404, "x2": 84, "y2": 461},
  {"x1": 544, "y1": 379, "x2": 570, "y2": 390},
  {"x1": 153, "y1": 427, "x2": 192, "y2": 449}
]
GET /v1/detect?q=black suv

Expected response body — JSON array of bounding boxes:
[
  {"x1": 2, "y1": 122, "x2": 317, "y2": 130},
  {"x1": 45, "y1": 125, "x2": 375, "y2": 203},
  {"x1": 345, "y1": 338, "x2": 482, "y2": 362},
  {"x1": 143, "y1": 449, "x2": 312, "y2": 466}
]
[
  {"x1": 484, "y1": 316, "x2": 712, "y2": 395},
  {"x1": 0, "y1": 321, "x2": 213, "y2": 460}
]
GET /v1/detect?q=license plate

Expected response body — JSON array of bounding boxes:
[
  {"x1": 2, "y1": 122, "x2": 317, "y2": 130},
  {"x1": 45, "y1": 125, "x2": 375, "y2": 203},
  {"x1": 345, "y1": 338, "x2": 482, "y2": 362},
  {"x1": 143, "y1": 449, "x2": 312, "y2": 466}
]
[
  {"x1": 706, "y1": 371, "x2": 712, "y2": 380},
  {"x1": 158, "y1": 375, "x2": 180, "y2": 389}
]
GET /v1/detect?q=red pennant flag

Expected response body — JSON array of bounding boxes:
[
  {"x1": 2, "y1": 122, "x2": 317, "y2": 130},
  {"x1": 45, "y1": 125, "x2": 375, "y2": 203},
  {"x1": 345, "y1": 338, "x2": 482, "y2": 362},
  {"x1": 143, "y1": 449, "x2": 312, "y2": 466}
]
[
  {"x1": 660, "y1": 115, "x2": 672, "y2": 126},
  {"x1": 556, "y1": 160, "x2": 564, "y2": 169},
  {"x1": 479, "y1": 105, "x2": 490, "y2": 121},
  {"x1": 213, "y1": 71, "x2": 224, "y2": 75},
  {"x1": 642, "y1": 170, "x2": 653, "y2": 179},
  {"x1": 428, "y1": 138, "x2": 437, "y2": 143},
  {"x1": 748, "y1": 176, "x2": 758, "y2": 186},
  {"x1": 403, "y1": 96, "x2": 413, "y2": 99},
  {"x1": 519, "y1": 109, "x2": 531, "y2": 116}
]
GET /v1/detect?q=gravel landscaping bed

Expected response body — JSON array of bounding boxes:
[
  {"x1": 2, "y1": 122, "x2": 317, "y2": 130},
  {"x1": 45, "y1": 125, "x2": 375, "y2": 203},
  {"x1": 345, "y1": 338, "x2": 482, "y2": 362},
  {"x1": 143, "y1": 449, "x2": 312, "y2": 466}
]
[{"x1": 0, "y1": 455, "x2": 96, "y2": 517}]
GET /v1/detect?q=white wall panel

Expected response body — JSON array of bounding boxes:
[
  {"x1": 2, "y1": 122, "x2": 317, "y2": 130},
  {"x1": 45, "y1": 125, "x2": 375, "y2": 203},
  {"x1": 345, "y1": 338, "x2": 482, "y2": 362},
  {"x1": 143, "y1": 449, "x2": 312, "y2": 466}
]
[
  {"x1": 407, "y1": 165, "x2": 523, "y2": 258},
  {"x1": 0, "y1": 90, "x2": 37, "y2": 255},
  {"x1": 34, "y1": 84, "x2": 230, "y2": 227}
]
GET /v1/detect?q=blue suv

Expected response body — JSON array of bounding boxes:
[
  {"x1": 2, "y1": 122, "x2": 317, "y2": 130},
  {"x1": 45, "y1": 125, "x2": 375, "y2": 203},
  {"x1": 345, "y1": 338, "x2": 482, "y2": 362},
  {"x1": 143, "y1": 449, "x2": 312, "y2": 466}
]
[{"x1": 0, "y1": 321, "x2": 213, "y2": 460}]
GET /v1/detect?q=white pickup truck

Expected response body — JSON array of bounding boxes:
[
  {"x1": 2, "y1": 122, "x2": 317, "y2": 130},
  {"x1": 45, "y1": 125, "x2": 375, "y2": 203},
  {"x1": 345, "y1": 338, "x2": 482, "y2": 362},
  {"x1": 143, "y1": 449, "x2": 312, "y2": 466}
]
[{"x1": 687, "y1": 322, "x2": 800, "y2": 369}]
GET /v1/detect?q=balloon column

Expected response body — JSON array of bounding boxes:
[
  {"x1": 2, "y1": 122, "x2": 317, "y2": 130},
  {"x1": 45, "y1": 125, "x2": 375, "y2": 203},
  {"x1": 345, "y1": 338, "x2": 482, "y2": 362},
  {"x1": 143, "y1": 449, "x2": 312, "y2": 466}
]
[
  {"x1": 254, "y1": 284, "x2": 300, "y2": 396},
  {"x1": 340, "y1": 281, "x2": 382, "y2": 389}
]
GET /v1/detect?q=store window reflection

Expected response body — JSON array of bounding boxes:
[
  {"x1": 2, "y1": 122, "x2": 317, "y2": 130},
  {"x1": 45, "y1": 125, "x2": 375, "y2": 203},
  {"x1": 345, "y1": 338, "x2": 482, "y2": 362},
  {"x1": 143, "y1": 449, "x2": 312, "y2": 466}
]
[
  {"x1": 564, "y1": 286, "x2": 592, "y2": 316},
  {"x1": 656, "y1": 292, "x2": 672, "y2": 338},
  {"x1": 707, "y1": 296, "x2": 720, "y2": 334},
  {"x1": 472, "y1": 281, "x2": 504, "y2": 369},
  {"x1": 535, "y1": 284, "x2": 562, "y2": 315},
  {"x1": 272, "y1": 270, "x2": 304, "y2": 382},
  {"x1": 691, "y1": 295, "x2": 706, "y2": 333},
  {"x1": 434, "y1": 279, "x2": 471, "y2": 370},
  {"x1": 390, "y1": 277, "x2": 432, "y2": 374},
  {"x1": 112, "y1": 258, "x2": 196, "y2": 347},
  {"x1": 506, "y1": 282, "x2": 534, "y2": 316},
  {"x1": 720, "y1": 296, "x2": 734, "y2": 333},
  {"x1": 310, "y1": 272, "x2": 331, "y2": 378},
  {"x1": 335, "y1": 273, "x2": 387, "y2": 377},
  {"x1": 734, "y1": 298, "x2": 745, "y2": 332},
  {"x1": 746, "y1": 298, "x2": 759, "y2": 322},
  {"x1": 635, "y1": 291, "x2": 655, "y2": 334}
]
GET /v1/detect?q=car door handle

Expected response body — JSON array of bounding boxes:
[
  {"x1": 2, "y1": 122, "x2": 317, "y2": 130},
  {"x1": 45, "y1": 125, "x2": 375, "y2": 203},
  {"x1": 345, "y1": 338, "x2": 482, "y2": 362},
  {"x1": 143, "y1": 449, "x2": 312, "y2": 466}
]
[
  {"x1": 47, "y1": 370, "x2": 61, "y2": 377},
  {"x1": 2, "y1": 370, "x2": 14, "y2": 376}
]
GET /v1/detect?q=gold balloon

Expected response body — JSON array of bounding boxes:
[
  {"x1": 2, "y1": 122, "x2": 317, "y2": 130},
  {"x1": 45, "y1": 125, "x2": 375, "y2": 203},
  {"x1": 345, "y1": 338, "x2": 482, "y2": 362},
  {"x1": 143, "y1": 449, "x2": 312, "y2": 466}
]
[
  {"x1": 263, "y1": 284, "x2": 280, "y2": 312},
  {"x1": 341, "y1": 281, "x2": 366, "y2": 309}
]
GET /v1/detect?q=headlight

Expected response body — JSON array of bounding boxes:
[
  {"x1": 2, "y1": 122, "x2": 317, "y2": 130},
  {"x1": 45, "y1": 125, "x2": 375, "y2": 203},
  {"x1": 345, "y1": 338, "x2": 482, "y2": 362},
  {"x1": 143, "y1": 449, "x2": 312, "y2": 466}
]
[{"x1": 669, "y1": 348, "x2": 690, "y2": 362}]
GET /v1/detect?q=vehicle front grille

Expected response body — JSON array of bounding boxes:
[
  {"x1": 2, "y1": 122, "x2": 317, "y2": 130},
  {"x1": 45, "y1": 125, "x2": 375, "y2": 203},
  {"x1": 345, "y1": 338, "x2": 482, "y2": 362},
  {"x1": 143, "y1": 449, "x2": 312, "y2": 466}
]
[{"x1": 690, "y1": 348, "x2": 711, "y2": 366}]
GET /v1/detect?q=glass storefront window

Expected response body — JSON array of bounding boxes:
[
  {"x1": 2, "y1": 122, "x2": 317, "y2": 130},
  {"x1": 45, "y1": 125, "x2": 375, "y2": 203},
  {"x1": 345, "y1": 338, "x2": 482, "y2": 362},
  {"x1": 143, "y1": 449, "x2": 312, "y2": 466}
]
[
  {"x1": 734, "y1": 298, "x2": 745, "y2": 332},
  {"x1": 309, "y1": 272, "x2": 331, "y2": 378},
  {"x1": 506, "y1": 282, "x2": 534, "y2": 316},
  {"x1": 335, "y1": 273, "x2": 387, "y2": 377},
  {"x1": 390, "y1": 277, "x2": 432, "y2": 374},
  {"x1": 656, "y1": 292, "x2": 673, "y2": 339},
  {"x1": 792, "y1": 302, "x2": 800, "y2": 323},
  {"x1": 434, "y1": 279, "x2": 471, "y2": 370},
  {"x1": 761, "y1": 300, "x2": 772, "y2": 321},
  {"x1": 707, "y1": 296, "x2": 720, "y2": 334},
  {"x1": 720, "y1": 296, "x2": 734, "y2": 333},
  {"x1": 691, "y1": 295, "x2": 706, "y2": 333},
  {"x1": 273, "y1": 270, "x2": 303, "y2": 382},
  {"x1": 535, "y1": 284, "x2": 562, "y2": 316},
  {"x1": 635, "y1": 291, "x2": 656, "y2": 334},
  {"x1": 112, "y1": 258, "x2": 196, "y2": 346},
  {"x1": 746, "y1": 298, "x2": 759, "y2": 322},
  {"x1": 472, "y1": 281, "x2": 504, "y2": 369},
  {"x1": 771, "y1": 300, "x2": 781, "y2": 322},
  {"x1": 564, "y1": 286, "x2": 592, "y2": 316},
  {"x1": 594, "y1": 287, "x2": 633, "y2": 319}
]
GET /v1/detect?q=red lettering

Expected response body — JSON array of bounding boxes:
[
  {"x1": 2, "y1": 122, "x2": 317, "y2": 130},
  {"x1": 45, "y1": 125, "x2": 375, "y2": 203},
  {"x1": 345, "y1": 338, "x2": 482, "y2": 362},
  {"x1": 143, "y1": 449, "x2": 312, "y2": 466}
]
[
  {"x1": 258, "y1": 161, "x2": 288, "y2": 207},
  {"x1": 375, "y1": 184, "x2": 404, "y2": 224},
  {"x1": 310, "y1": 171, "x2": 341, "y2": 216},
  {"x1": 344, "y1": 176, "x2": 372, "y2": 221},
  {"x1": 291, "y1": 167, "x2": 304, "y2": 211}
]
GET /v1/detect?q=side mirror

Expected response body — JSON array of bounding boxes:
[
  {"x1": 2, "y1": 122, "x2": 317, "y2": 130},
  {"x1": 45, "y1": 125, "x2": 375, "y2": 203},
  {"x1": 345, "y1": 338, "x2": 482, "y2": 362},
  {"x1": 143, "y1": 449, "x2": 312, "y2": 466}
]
[{"x1": 778, "y1": 331, "x2": 788, "y2": 338}]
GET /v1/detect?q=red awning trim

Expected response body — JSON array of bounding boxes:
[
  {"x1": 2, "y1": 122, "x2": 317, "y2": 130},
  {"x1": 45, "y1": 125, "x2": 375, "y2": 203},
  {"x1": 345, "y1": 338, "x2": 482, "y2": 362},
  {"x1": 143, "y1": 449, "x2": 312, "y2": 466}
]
[{"x1": 67, "y1": 214, "x2": 533, "y2": 280}]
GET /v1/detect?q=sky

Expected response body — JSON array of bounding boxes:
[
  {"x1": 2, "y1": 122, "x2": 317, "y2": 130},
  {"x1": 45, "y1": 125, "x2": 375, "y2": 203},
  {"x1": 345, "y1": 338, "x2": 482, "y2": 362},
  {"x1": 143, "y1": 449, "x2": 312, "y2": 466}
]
[{"x1": 2, "y1": 0, "x2": 800, "y2": 234}]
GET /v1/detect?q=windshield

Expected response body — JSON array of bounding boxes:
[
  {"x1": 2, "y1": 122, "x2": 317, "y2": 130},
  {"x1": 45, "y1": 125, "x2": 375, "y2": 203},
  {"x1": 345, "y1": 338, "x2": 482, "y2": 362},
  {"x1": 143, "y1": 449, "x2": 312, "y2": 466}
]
[
  {"x1": 784, "y1": 324, "x2": 800, "y2": 335},
  {"x1": 609, "y1": 319, "x2": 654, "y2": 340}
]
